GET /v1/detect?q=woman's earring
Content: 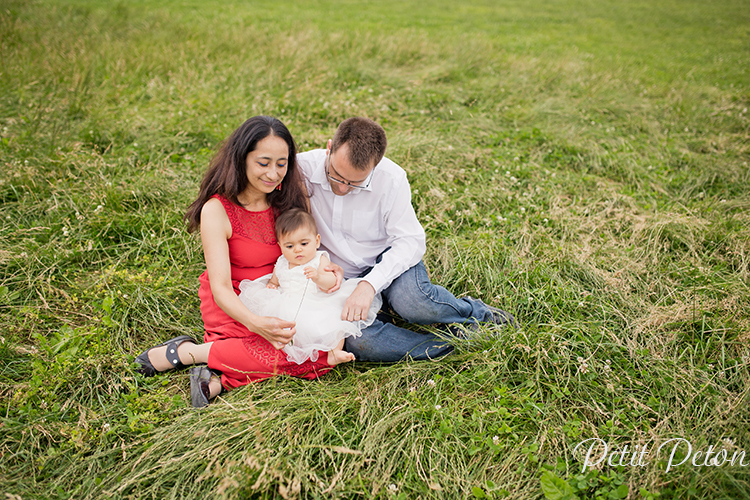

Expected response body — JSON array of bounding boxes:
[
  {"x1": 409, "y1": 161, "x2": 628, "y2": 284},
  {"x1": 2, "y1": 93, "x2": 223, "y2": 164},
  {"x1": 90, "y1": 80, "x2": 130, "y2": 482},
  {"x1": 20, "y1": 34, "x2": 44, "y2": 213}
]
[{"x1": 276, "y1": 183, "x2": 282, "y2": 191}]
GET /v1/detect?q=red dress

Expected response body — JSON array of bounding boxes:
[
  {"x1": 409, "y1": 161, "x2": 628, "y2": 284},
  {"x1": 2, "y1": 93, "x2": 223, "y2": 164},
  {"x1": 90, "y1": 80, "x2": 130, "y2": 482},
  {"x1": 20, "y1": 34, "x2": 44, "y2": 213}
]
[{"x1": 201, "y1": 195, "x2": 331, "y2": 390}]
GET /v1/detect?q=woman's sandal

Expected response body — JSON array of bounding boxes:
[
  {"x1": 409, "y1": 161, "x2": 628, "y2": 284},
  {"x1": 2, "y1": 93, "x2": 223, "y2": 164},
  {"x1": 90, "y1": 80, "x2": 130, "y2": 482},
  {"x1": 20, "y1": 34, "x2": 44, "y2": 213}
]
[
  {"x1": 135, "y1": 335, "x2": 197, "y2": 377},
  {"x1": 189, "y1": 365, "x2": 222, "y2": 408}
]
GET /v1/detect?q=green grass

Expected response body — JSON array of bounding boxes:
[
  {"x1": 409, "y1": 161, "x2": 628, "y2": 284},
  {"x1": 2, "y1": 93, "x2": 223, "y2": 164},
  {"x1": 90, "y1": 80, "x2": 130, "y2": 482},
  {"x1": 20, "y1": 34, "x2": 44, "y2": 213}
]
[{"x1": 1, "y1": 0, "x2": 749, "y2": 498}]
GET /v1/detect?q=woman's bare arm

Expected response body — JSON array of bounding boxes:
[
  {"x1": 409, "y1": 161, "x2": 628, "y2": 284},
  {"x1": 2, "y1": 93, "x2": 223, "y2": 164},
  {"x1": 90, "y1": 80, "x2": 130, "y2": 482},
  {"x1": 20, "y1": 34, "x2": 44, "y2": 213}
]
[{"x1": 200, "y1": 198, "x2": 294, "y2": 347}]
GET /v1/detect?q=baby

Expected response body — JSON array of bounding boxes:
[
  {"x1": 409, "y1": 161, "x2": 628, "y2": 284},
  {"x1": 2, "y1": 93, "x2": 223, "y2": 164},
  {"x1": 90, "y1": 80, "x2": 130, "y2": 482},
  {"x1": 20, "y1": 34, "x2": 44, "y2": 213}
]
[{"x1": 239, "y1": 208, "x2": 381, "y2": 366}]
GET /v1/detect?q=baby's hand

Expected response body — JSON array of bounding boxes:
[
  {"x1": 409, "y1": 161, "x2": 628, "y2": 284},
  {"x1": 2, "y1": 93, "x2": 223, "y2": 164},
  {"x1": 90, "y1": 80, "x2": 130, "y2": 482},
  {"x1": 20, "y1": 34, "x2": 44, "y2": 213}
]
[
  {"x1": 266, "y1": 282, "x2": 279, "y2": 289},
  {"x1": 303, "y1": 266, "x2": 318, "y2": 281}
]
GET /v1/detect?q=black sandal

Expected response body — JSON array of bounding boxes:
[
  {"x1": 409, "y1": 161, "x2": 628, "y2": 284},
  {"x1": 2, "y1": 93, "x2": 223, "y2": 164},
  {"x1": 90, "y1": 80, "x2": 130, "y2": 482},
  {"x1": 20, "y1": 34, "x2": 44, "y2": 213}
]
[
  {"x1": 190, "y1": 365, "x2": 222, "y2": 408},
  {"x1": 135, "y1": 335, "x2": 197, "y2": 377}
]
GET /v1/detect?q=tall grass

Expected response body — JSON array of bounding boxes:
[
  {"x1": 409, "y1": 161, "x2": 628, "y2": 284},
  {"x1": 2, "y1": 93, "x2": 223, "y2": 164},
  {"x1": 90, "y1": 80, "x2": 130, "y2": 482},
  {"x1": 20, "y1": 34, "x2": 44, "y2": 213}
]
[{"x1": 1, "y1": 0, "x2": 749, "y2": 498}]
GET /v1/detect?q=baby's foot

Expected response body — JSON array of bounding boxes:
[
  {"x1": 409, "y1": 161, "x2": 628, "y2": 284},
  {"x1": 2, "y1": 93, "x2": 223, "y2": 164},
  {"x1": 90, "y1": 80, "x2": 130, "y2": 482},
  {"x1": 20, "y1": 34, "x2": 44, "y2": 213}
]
[{"x1": 327, "y1": 349, "x2": 355, "y2": 366}]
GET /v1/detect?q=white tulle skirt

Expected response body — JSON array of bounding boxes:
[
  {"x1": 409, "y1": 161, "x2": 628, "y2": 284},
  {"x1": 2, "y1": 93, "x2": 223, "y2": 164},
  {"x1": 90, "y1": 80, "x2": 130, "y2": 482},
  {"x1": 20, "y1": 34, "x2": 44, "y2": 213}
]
[{"x1": 239, "y1": 274, "x2": 381, "y2": 364}]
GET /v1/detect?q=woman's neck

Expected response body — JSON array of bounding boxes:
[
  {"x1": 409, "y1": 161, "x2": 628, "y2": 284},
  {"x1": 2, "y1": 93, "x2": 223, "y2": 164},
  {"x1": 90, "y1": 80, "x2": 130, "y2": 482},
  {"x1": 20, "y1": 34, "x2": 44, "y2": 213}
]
[{"x1": 236, "y1": 191, "x2": 269, "y2": 211}]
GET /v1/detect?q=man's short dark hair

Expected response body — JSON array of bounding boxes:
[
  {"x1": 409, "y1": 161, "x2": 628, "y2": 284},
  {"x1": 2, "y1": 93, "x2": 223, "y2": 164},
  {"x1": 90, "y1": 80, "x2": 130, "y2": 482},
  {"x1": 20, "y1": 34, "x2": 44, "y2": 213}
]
[{"x1": 331, "y1": 117, "x2": 387, "y2": 171}]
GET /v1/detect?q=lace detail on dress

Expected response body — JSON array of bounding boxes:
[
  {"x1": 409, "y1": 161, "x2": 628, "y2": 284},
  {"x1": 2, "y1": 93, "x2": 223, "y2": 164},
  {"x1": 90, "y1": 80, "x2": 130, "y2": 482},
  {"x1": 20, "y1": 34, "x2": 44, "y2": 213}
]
[
  {"x1": 214, "y1": 195, "x2": 277, "y2": 245},
  {"x1": 240, "y1": 334, "x2": 332, "y2": 377}
]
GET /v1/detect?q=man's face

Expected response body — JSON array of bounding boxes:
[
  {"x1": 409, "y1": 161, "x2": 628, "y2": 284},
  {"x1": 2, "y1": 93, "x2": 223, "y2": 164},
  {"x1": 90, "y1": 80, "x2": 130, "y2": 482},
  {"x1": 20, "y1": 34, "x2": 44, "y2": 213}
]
[{"x1": 326, "y1": 142, "x2": 375, "y2": 196}]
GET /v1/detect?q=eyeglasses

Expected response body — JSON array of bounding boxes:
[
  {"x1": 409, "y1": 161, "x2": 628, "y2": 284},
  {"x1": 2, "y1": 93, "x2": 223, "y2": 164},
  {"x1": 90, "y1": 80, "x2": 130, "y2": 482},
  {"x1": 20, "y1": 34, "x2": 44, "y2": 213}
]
[{"x1": 325, "y1": 153, "x2": 374, "y2": 190}]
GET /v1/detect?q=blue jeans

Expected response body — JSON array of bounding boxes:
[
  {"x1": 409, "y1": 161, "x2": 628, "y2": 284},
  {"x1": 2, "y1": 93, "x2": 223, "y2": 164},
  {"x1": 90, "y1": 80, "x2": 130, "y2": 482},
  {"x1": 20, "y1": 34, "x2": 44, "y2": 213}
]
[{"x1": 344, "y1": 261, "x2": 497, "y2": 362}]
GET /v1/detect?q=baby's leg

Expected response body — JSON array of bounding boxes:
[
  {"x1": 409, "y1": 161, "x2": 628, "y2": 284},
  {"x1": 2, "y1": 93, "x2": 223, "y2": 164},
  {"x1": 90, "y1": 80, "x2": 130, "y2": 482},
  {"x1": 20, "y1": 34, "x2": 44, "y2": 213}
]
[{"x1": 327, "y1": 339, "x2": 355, "y2": 366}]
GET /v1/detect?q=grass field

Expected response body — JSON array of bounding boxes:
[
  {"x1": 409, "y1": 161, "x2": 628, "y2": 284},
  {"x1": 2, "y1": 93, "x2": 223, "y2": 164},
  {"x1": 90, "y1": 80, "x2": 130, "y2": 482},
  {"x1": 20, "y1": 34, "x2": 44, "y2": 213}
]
[{"x1": 1, "y1": 0, "x2": 749, "y2": 498}]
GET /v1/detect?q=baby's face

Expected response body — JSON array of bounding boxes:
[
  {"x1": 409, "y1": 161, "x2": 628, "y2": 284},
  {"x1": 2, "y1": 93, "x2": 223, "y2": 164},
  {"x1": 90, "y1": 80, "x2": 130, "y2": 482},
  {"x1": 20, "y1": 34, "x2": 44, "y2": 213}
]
[{"x1": 278, "y1": 226, "x2": 320, "y2": 267}]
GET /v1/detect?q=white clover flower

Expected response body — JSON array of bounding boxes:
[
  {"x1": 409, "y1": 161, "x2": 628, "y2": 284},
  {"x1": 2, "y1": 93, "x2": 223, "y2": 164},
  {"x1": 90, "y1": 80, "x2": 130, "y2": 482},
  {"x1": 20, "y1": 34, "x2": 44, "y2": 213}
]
[
  {"x1": 492, "y1": 435, "x2": 500, "y2": 446},
  {"x1": 388, "y1": 484, "x2": 398, "y2": 492},
  {"x1": 102, "y1": 423, "x2": 111, "y2": 432},
  {"x1": 435, "y1": 405, "x2": 442, "y2": 410},
  {"x1": 426, "y1": 379, "x2": 436, "y2": 387},
  {"x1": 577, "y1": 357, "x2": 584, "y2": 363}
]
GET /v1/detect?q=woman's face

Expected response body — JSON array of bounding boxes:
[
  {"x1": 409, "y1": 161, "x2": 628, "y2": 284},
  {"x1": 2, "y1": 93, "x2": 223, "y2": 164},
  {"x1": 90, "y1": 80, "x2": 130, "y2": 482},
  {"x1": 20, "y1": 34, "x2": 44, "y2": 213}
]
[{"x1": 244, "y1": 135, "x2": 289, "y2": 197}]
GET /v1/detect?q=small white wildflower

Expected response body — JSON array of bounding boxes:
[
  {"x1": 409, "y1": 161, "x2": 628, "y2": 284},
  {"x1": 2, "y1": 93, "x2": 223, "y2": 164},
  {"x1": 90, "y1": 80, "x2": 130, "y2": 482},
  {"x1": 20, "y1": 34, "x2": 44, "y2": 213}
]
[
  {"x1": 102, "y1": 423, "x2": 111, "y2": 432},
  {"x1": 578, "y1": 302, "x2": 584, "y2": 307},
  {"x1": 579, "y1": 364, "x2": 588, "y2": 374},
  {"x1": 514, "y1": 156, "x2": 519, "y2": 161},
  {"x1": 723, "y1": 437, "x2": 736, "y2": 448},
  {"x1": 426, "y1": 379, "x2": 436, "y2": 387},
  {"x1": 528, "y1": 297, "x2": 533, "y2": 302},
  {"x1": 150, "y1": 232, "x2": 156, "y2": 238},
  {"x1": 510, "y1": 176, "x2": 517, "y2": 183},
  {"x1": 492, "y1": 435, "x2": 500, "y2": 446},
  {"x1": 648, "y1": 165, "x2": 653, "y2": 170},
  {"x1": 133, "y1": 143, "x2": 138, "y2": 147},
  {"x1": 577, "y1": 357, "x2": 584, "y2": 363},
  {"x1": 543, "y1": 218, "x2": 548, "y2": 223},
  {"x1": 20, "y1": 252, "x2": 28, "y2": 258},
  {"x1": 409, "y1": 386, "x2": 416, "y2": 393},
  {"x1": 24, "y1": 160, "x2": 29, "y2": 165},
  {"x1": 435, "y1": 405, "x2": 442, "y2": 410},
  {"x1": 62, "y1": 227, "x2": 69, "y2": 237},
  {"x1": 519, "y1": 207, "x2": 525, "y2": 213},
  {"x1": 684, "y1": 128, "x2": 689, "y2": 132},
  {"x1": 720, "y1": 199, "x2": 727, "y2": 203},
  {"x1": 505, "y1": 171, "x2": 511, "y2": 176},
  {"x1": 388, "y1": 484, "x2": 398, "y2": 492}
]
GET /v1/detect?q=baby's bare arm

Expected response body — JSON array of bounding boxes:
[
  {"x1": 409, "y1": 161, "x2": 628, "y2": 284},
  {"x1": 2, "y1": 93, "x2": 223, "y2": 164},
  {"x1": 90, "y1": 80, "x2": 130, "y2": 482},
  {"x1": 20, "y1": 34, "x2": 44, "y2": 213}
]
[{"x1": 306, "y1": 254, "x2": 336, "y2": 292}]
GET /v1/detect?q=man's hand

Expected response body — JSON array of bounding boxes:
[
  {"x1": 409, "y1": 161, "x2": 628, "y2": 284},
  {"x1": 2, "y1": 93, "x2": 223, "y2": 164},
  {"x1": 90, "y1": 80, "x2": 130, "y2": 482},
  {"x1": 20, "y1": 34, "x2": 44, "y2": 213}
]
[
  {"x1": 342, "y1": 281, "x2": 375, "y2": 322},
  {"x1": 323, "y1": 262, "x2": 344, "y2": 293}
]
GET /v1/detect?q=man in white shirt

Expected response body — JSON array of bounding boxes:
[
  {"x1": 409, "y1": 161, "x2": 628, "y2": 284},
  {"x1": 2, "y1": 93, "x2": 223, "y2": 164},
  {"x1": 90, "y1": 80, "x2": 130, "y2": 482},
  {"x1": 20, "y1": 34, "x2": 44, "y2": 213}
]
[{"x1": 297, "y1": 117, "x2": 514, "y2": 362}]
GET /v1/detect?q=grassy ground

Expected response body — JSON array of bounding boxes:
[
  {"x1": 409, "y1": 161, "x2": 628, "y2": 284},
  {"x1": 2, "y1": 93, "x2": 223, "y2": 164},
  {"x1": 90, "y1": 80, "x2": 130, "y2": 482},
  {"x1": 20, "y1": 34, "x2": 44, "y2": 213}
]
[{"x1": 1, "y1": 0, "x2": 749, "y2": 498}]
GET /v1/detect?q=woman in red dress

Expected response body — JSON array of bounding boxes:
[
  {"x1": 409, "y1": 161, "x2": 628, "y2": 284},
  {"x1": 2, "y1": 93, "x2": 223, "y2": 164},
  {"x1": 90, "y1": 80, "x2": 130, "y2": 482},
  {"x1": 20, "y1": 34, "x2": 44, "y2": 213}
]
[{"x1": 135, "y1": 116, "x2": 340, "y2": 406}]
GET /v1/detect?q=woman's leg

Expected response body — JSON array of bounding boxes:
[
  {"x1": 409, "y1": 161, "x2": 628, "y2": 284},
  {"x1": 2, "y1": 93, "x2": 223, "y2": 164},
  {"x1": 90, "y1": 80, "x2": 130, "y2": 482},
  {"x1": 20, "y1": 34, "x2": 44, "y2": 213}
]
[
  {"x1": 144, "y1": 341, "x2": 212, "y2": 372},
  {"x1": 208, "y1": 336, "x2": 332, "y2": 390}
]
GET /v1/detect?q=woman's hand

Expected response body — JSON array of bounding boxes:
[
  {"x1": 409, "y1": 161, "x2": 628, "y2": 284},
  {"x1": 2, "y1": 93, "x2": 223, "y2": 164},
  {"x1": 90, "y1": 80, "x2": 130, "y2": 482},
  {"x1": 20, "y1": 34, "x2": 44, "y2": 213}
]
[{"x1": 253, "y1": 316, "x2": 296, "y2": 349}]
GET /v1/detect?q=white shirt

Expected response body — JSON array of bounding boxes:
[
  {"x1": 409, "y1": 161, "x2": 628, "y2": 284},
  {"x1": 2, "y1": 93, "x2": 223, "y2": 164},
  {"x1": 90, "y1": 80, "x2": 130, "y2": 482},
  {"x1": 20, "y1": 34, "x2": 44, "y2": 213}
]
[{"x1": 297, "y1": 149, "x2": 426, "y2": 294}]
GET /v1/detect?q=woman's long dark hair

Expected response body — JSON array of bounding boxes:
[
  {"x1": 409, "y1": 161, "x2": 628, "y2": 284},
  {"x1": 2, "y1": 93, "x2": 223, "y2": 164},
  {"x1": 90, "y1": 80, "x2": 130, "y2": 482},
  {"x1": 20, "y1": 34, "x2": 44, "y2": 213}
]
[{"x1": 185, "y1": 116, "x2": 308, "y2": 233}]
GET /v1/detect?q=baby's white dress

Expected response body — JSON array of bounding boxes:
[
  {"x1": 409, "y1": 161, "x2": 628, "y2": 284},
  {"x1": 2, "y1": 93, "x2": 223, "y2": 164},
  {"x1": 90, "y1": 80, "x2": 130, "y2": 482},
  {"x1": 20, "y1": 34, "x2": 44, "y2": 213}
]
[{"x1": 238, "y1": 251, "x2": 382, "y2": 364}]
